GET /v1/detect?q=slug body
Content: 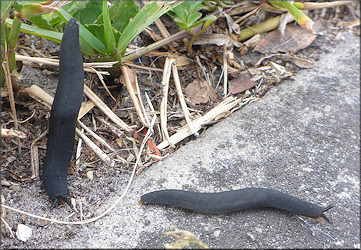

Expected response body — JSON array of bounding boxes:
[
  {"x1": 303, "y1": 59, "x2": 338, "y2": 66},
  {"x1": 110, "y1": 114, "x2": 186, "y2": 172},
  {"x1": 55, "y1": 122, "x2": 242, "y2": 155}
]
[
  {"x1": 42, "y1": 18, "x2": 84, "y2": 208},
  {"x1": 141, "y1": 188, "x2": 332, "y2": 222}
]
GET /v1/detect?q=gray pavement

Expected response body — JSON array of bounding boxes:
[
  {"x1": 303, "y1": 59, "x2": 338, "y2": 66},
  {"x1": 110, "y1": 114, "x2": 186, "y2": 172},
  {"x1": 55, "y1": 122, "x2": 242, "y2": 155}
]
[{"x1": 76, "y1": 33, "x2": 360, "y2": 248}]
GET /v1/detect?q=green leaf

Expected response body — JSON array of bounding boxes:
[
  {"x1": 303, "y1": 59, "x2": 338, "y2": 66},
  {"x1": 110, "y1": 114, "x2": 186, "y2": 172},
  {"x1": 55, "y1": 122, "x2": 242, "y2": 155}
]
[
  {"x1": 85, "y1": 24, "x2": 106, "y2": 45},
  {"x1": 12, "y1": 2, "x2": 24, "y2": 12},
  {"x1": 45, "y1": 2, "x2": 80, "y2": 30},
  {"x1": 49, "y1": 16, "x2": 63, "y2": 27},
  {"x1": 73, "y1": 0, "x2": 102, "y2": 25},
  {"x1": 1, "y1": 1, "x2": 13, "y2": 20},
  {"x1": 8, "y1": 15, "x2": 23, "y2": 71},
  {"x1": 78, "y1": 39, "x2": 96, "y2": 56},
  {"x1": 85, "y1": 24, "x2": 121, "y2": 46},
  {"x1": 12, "y1": 1, "x2": 44, "y2": 7},
  {"x1": 108, "y1": 1, "x2": 138, "y2": 33},
  {"x1": 18, "y1": 1, "x2": 66, "y2": 19},
  {"x1": 5, "y1": 17, "x2": 94, "y2": 56},
  {"x1": 117, "y1": 1, "x2": 179, "y2": 57},
  {"x1": 276, "y1": 0, "x2": 316, "y2": 34},
  {"x1": 173, "y1": 17, "x2": 188, "y2": 31},
  {"x1": 2, "y1": 21, "x2": 9, "y2": 46},
  {"x1": 186, "y1": 11, "x2": 202, "y2": 28},
  {"x1": 270, "y1": 1, "x2": 304, "y2": 10},
  {"x1": 56, "y1": 8, "x2": 106, "y2": 54},
  {"x1": 29, "y1": 15, "x2": 53, "y2": 30},
  {"x1": 170, "y1": 1, "x2": 189, "y2": 21},
  {"x1": 102, "y1": 1, "x2": 117, "y2": 55},
  {"x1": 167, "y1": 1, "x2": 207, "y2": 31},
  {"x1": 6, "y1": 17, "x2": 62, "y2": 42},
  {"x1": 21, "y1": 4, "x2": 45, "y2": 19},
  {"x1": 188, "y1": 13, "x2": 216, "y2": 30},
  {"x1": 188, "y1": 1, "x2": 205, "y2": 16}
]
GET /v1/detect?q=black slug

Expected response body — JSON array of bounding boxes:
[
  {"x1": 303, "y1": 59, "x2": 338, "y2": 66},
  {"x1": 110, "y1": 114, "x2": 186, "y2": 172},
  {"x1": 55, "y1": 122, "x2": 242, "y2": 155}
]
[
  {"x1": 141, "y1": 188, "x2": 333, "y2": 222},
  {"x1": 42, "y1": 18, "x2": 84, "y2": 208}
]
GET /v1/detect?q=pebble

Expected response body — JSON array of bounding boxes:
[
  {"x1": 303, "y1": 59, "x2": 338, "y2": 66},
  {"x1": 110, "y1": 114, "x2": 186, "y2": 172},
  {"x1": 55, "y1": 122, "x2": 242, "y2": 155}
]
[
  {"x1": 143, "y1": 219, "x2": 151, "y2": 226},
  {"x1": 247, "y1": 232, "x2": 255, "y2": 241},
  {"x1": 86, "y1": 171, "x2": 94, "y2": 181},
  {"x1": 213, "y1": 228, "x2": 221, "y2": 237},
  {"x1": 16, "y1": 224, "x2": 32, "y2": 242}
]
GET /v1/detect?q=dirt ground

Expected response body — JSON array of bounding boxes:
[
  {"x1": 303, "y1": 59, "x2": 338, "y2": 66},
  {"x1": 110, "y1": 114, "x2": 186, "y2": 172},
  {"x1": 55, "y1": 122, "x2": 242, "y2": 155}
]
[{"x1": 1, "y1": 2, "x2": 360, "y2": 248}]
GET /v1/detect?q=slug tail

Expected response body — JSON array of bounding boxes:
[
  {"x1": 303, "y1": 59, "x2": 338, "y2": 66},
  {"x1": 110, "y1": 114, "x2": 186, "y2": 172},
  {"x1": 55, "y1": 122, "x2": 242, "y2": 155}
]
[
  {"x1": 50, "y1": 198, "x2": 59, "y2": 209},
  {"x1": 50, "y1": 196, "x2": 73, "y2": 209}
]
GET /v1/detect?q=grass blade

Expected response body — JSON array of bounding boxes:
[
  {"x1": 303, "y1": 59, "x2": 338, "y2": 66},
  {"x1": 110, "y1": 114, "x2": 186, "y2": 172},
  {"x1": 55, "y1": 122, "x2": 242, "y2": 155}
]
[
  {"x1": 271, "y1": 0, "x2": 315, "y2": 34},
  {"x1": 102, "y1": 1, "x2": 116, "y2": 55},
  {"x1": 56, "y1": 8, "x2": 106, "y2": 54},
  {"x1": 1, "y1": 1, "x2": 13, "y2": 20},
  {"x1": 117, "y1": 1, "x2": 180, "y2": 57},
  {"x1": 7, "y1": 14, "x2": 22, "y2": 71},
  {"x1": 6, "y1": 18, "x2": 94, "y2": 55}
]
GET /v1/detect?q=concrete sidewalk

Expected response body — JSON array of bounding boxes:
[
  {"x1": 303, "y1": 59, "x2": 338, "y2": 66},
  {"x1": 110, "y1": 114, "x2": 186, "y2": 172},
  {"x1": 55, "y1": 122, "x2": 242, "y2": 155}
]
[{"x1": 70, "y1": 33, "x2": 360, "y2": 248}]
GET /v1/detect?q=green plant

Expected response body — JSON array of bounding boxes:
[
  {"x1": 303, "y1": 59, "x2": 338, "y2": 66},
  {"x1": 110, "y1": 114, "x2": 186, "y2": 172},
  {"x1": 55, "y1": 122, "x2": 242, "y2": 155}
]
[
  {"x1": 1, "y1": 1, "x2": 71, "y2": 84},
  {"x1": 166, "y1": 1, "x2": 219, "y2": 56},
  {"x1": 2, "y1": 0, "x2": 22, "y2": 77},
  {"x1": 4, "y1": 1, "x2": 182, "y2": 64},
  {"x1": 167, "y1": 1, "x2": 217, "y2": 33}
]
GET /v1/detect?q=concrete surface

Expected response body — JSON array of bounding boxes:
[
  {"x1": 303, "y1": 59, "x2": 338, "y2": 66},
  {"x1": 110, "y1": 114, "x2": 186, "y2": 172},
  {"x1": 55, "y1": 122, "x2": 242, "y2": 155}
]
[
  {"x1": 3, "y1": 33, "x2": 359, "y2": 249},
  {"x1": 75, "y1": 33, "x2": 359, "y2": 248}
]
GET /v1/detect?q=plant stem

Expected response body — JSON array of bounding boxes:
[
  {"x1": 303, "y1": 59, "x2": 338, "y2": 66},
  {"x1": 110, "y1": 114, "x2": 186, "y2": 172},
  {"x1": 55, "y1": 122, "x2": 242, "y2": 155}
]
[
  {"x1": 1, "y1": 22, "x2": 8, "y2": 85},
  {"x1": 239, "y1": 15, "x2": 282, "y2": 41},
  {"x1": 120, "y1": 30, "x2": 190, "y2": 64},
  {"x1": 8, "y1": 13, "x2": 22, "y2": 72}
]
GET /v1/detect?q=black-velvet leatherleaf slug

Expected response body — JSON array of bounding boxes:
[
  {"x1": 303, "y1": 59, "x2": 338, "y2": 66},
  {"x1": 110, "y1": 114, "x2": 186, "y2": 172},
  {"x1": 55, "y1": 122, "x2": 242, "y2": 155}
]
[
  {"x1": 141, "y1": 188, "x2": 333, "y2": 222},
  {"x1": 42, "y1": 18, "x2": 84, "y2": 208}
]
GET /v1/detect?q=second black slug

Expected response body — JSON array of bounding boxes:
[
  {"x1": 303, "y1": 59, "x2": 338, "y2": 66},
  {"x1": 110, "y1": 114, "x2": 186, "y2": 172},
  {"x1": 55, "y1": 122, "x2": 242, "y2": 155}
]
[
  {"x1": 141, "y1": 188, "x2": 333, "y2": 222},
  {"x1": 42, "y1": 18, "x2": 84, "y2": 208}
]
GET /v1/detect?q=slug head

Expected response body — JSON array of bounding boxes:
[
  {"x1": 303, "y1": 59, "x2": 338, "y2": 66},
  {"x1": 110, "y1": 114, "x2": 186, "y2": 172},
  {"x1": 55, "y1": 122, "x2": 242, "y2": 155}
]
[{"x1": 317, "y1": 205, "x2": 334, "y2": 223}]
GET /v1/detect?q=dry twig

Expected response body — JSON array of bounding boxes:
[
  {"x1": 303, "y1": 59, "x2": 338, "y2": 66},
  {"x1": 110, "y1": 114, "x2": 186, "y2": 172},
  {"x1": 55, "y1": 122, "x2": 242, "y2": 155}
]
[
  {"x1": 2, "y1": 61, "x2": 20, "y2": 148},
  {"x1": 158, "y1": 96, "x2": 246, "y2": 150},
  {"x1": 30, "y1": 129, "x2": 48, "y2": 178},
  {"x1": 75, "y1": 127, "x2": 113, "y2": 166},
  {"x1": 0, "y1": 128, "x2": 26, "y2": 138},
  {"x1": 16, "y1": 55, "x2": 114, "y2": 75},
  {"x1": 223, "y1": 46, "x2": 228, "y2": 97},
  {"x1": 84, "y1": 85, "x2": 132, "y2": 132},
  {"x1": 171, "y1": 63, "x2": 198, "y2": 136},
  {"x1": 1, "y1": 217, "x2": 15, "y2": 239},
  {"x1": 155, "y1": 19, "x2": 171, "y2": 38},
  {"x1": 75, "y1": 128, "x2": 83, "y2": 167},
  {"x1": 77, "y1": 120, "x2": 114, "y2": 152},
  {"x1": 159, "y1": 57, "x2": 176, "y2": 146},
  {"x1": 121, "y1": 66, "x2": 150, "y2": 127}
]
